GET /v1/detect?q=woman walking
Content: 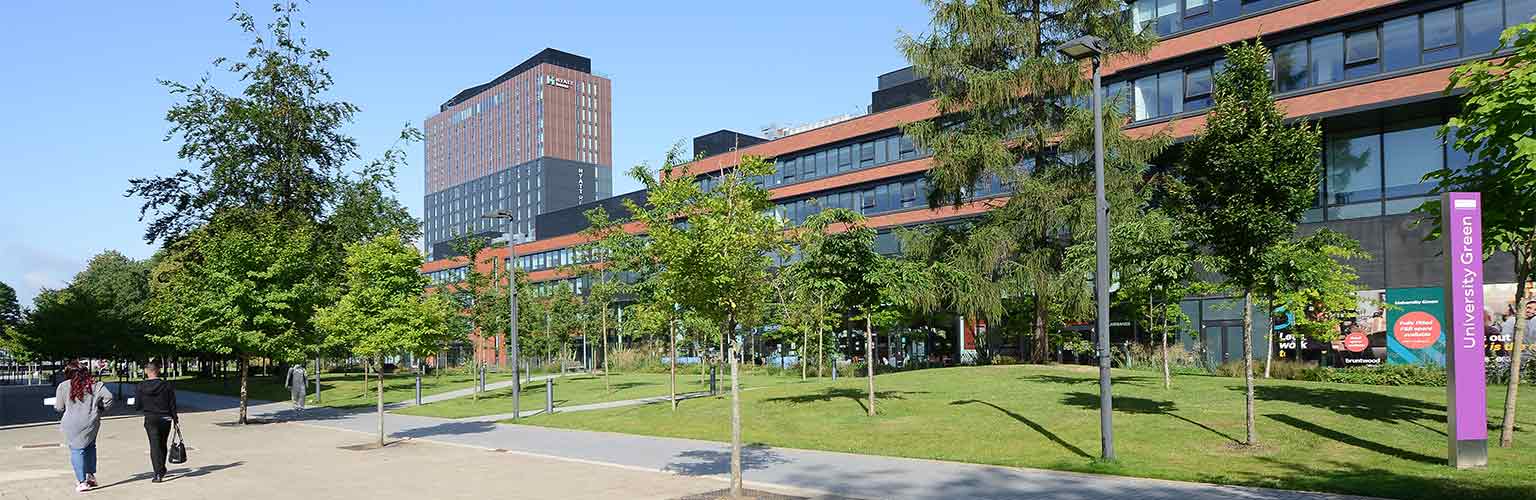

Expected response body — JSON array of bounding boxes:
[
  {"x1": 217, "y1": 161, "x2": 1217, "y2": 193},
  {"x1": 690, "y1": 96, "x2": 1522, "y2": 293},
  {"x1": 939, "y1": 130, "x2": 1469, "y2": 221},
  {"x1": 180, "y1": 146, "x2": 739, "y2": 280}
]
[
  {"x1": 54, "y1": 360, "x2": 114, "y2": 492},
  {"x1": 136, "y1": 359, "x2": 178, "y2": 483}
]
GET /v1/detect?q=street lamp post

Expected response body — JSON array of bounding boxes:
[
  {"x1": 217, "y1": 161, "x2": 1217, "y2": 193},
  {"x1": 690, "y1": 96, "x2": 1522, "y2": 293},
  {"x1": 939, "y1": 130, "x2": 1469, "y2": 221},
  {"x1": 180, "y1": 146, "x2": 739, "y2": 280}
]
[
  {"x1": 1058, "y1": 34, "x2": 1116, "y2": 461},
  {"x1": 482, "y1": 210, "x2": 521, "y2": 420}
]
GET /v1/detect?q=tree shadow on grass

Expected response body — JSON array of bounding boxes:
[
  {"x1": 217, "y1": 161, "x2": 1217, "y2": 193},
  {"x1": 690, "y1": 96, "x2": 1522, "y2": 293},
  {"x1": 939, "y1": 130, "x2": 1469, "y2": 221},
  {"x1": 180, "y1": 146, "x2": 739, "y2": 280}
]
[
  {"x1": 949, "y1": 399, "x2": 1092, "y2": 459},
  {"x1": 1060, "y1": 392, "x2": 1241, "y2": 445},
  {"x1": 1021, "y1": 374, "x2": 1154, "y2": 387},
  {"x1": 1240, "y1": 385, "x2": 1449, "y2": 437},
  {"x1": 1199, "y1": 455, "x2": 1536, "y2": 500},
  {"x1": 606, "y1": 381, "x2": 656, "y2": 392},
  {"x1": 1265, "y1": 413, "x2": 1441, "y2": 465},
  {"x1": 764, "y1": 387, "x2": 927, "y2": 414},
  {"x1": 663, "y1": 443, "x2": 790, "y2": 476}
]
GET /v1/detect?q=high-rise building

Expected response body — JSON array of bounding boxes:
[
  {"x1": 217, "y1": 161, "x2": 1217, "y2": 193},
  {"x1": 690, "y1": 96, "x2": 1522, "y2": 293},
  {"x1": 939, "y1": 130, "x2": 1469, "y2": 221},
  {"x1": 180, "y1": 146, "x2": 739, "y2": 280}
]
[{"x1": 422, "y1": 48, "x2": 612, "y2": 259}]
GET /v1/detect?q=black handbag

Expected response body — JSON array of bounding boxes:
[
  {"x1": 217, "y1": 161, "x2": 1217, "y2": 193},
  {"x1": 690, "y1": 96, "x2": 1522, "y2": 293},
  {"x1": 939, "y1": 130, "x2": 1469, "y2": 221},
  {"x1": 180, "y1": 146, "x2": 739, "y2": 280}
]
[{"x1": 168, "y1": 421, "x2": 187, "y2": 464}]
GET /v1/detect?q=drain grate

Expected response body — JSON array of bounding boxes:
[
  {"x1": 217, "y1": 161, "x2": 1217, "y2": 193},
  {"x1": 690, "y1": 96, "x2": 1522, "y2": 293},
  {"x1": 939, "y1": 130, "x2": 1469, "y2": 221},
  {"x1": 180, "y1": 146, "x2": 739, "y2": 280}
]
[{"x1": 19, "y1": 443, "x2": 60, "y2": 450}]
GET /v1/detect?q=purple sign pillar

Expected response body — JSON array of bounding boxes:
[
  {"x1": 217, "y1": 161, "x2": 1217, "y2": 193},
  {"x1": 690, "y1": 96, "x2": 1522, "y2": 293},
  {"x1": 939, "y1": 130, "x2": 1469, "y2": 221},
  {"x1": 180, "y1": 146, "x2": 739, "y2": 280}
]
[{"x1": 1443, "y1": 191, "x2": 1488, "y2": 468}]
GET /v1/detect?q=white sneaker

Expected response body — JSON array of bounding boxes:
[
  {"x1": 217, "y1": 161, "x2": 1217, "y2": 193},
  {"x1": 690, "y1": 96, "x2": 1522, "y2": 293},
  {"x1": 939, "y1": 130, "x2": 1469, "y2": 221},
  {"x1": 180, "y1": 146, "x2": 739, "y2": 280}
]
[{"x1": 76, "y1": 482, "x2": 90, "y2": 492}]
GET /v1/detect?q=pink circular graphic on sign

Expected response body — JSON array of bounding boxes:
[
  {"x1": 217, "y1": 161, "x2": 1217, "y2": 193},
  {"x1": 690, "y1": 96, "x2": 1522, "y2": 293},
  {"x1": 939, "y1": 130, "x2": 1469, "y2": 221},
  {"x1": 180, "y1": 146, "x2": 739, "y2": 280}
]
[
  {"x1": 1344, "y1": 332, "x2": 1370, "y2": 353},
  {"x1": 1392, "y1": 311, "x2": 1441, "y2": 350}
]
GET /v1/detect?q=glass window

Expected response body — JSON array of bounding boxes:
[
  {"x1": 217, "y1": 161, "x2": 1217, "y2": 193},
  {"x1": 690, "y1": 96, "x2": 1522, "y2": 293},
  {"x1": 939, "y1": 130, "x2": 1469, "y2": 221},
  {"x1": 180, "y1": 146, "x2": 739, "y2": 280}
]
[
  {"x1": 1184, "y1": 66, "x2": 1212, "y2": 110},
  {"x1": 1445, "y1": 125, "x2": 1477, "y2": 171},
  {"x1": 1133, "y1": 75, "x2": 1157, "y2": 121},
  {"x1": 1464, "y1": 0, "x2": 1503, "y2": 54},
  {"x1": 1345, "y1": 28, "x2": 1380, "y2": 64},
  {"x1": 1327, "y1": 130, "x2": 1382, "y2": 206},
  {"x1": 839, "y1": 146, "x2": 853, "y2": 168},
  {"x1": 1157, "y1": 0, "x2": 1180, "y2": 34},
  {"x1": 1311, "y1": 33, "x2": 1344, "y2": 86},
  {"x1": 1106, "y1": 81, "x2": 1132, "y2": 118},
  {"x1": 1273, "y1": 41, "x2": 1309, "y2": 92},
  {"x1": 1510, "y1": 0, "x2": 1536, "y2": 28},
  {"x1": 1185, "y1": 0, "x2": 1210, "y2": 16},
  {"x1": 899, "y1": 135, "x2": 916, "y2": 158},
  {"x1": 1158, "y1": 70, "x2": 1183, "y2": 116},
  {"x1": 1133, "y1": 0, "x2": 1155, "y2": 33},
  {"x1": 1422, "y1": 8, "x2": 1460, "y2": 63},
  {"x1": 1383, "y1": 121, "x2": 1442, "y2": 199},
  {"x1": 876, "y1": 184, "x2": 890, "y2": 212},
  {"x1": 875, "y1": 138, "x2": 889, "y2": 165},
  {"x1": 859, "y1": 142, "x2": 875, "y2": 167}
]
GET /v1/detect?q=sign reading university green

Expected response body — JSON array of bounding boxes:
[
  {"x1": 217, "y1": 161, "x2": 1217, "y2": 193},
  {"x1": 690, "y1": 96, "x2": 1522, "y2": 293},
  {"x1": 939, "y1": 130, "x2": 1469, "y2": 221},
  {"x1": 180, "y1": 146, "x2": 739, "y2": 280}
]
[{"x1": 1386, "y1": 287, "x2": 1446, "y2": 366}]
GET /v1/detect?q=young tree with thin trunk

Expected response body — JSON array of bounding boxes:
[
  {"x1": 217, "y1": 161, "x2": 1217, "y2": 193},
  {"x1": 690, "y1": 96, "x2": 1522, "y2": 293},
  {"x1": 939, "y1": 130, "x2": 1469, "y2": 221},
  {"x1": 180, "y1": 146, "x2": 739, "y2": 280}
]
[
  {"x1": 316, "y1": 234, "x2": 457, "y2": 447},
  {"x1": 793, "y1": 209, "x2": 882, "y2": 413},
  {"x1": 629, "y1": 145, "x2": 785, "y2": 497},
  {"x1": 1166, "y1": 40, "x2": 1322, "y2": 447},
  {"x1": 1256, "y1": 232, "x2": 1368, "y2": 378},
  {"x1": 1424, "y1": 20, "x2": 1536, "y2": 448}
]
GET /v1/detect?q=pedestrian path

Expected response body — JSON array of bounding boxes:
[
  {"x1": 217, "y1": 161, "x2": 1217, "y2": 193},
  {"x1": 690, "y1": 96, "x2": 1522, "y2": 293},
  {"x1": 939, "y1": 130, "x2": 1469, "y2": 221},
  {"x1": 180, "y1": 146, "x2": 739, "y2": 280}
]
[
  {"x1": 211, "y1": 393, "x2": 1376, "y2": 500},
  {"x1": 457, "y1": 390, "x2": 714, "y2": 421}
]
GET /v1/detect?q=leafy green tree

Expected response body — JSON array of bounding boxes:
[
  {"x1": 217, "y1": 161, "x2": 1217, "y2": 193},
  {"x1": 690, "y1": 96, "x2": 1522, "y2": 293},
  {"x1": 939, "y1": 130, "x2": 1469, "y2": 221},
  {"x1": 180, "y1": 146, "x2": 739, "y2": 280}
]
[
  {"x1": 0, "y1": 281, "x2": 20, "y2": 330},
  {"x1": 1423, "y1": 20, "x2": 1536, "y2": 448},
  {"x1": 576, "y1": 206, "x2": 634, "y2": 389},
  {"x1": 127, "y1": 2, "x2": 360, "y2": 244},
  {"x1": 328, "y1": 128, "x2": 424, "y2": 246},
  {"x1": 72, "y1": 251, "x2": 158, "y2": 360},
  {"x1": 1257, "y1": 231, "x2": 1368, "y2": 378},
  {"x1": 316, "y1": 234, "x2": 457, "y2": 446},
  {"x1": 899, "y1": 0, "x2": 1166, "y2": 363},
  {"x1": 1165, "y1": 40, "x2": 1322, "y2": 447},
  {"x1": 793, "y1": 208, "x2": 885, "y2": 414},
  {"x1": 624, "y1": 146, "x2": 699, "y2": 407},
  {"x1": 149, "y1": 208, "x2": 331, "y2": 424},
  {"x1": 629, "y1": 146, "x2": 786, "y2": 497},
  {"x1": 1092, "y1": 209, "x2": 1205, "y2": 388}
]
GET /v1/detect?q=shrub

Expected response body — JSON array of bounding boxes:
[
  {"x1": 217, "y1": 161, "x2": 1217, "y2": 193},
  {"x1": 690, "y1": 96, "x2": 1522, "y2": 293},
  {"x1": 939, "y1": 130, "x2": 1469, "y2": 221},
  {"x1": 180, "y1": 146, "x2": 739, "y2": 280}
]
[
  {"x1": 1211, "y1": 360, "x2": 1310, "y2": 380},
  {"x1": 1299, "y1": 364, "x2": 1446, "y2": 386},
  {"x1": 1116, "y1": 343, "x2": 1202, "y2": 372}
]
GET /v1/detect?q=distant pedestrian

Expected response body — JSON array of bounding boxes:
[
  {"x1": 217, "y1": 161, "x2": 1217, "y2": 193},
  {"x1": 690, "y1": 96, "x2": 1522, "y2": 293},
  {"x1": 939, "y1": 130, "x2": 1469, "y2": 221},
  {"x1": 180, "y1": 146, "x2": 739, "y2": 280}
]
[
  {"x1": 54, "y1": 360, "x2": 114, "y2": 492},
  {"x1": 285, "y1": 363, "x2": 307, "y2": 410},
  {"x1": 136, "y1": 360, "x2": 178, "y2": 483}
]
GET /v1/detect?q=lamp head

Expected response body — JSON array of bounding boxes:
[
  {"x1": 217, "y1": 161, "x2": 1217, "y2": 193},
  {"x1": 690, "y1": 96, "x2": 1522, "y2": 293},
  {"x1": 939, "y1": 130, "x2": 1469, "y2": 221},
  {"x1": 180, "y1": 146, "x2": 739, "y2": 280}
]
[{"x1": 1057, "y1": 35, "x2": 1108, "y2": 60}]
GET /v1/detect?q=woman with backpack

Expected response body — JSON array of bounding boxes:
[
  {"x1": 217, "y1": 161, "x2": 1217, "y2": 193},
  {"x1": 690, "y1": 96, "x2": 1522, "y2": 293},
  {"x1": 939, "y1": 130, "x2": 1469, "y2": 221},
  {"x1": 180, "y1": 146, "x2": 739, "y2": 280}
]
[{"x1": 54, "y1": 359, "x2": 114, "y2": 492}]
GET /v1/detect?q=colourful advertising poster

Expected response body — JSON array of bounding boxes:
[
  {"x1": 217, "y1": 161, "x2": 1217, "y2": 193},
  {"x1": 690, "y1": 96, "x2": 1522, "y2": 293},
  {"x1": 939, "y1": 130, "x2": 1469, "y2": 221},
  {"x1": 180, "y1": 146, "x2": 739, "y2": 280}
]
[
  {"x1": 1386, "y1": 287, "x2": 1446, "y2": 366},
  {"x1": 1480, "y1": 282, "x2": 1536, "y2": 365}
]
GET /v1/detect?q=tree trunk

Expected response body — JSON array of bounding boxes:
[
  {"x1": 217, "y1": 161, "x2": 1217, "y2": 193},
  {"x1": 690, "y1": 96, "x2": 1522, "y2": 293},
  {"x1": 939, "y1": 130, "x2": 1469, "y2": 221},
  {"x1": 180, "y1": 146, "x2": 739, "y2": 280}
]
[
  {"x1": 670, "y1": 316, "x2": 678, "y2": 411},
  {"x1": 1243, "y1": 289, "x2": 1257, "y2": 446},
  {"x1": 1500, "y1": 260, "x2": 1529, "y2": 448},
  {"x1": 238, "y1": 356, "x2": 249, "y2": 425},
  {"x1": 866, "y1": 316, "x2": 876, "y2": 416},
  {"x1": 603, "y1": 304, "x2": 610, "y2": 392},
  {"x1": 1264, "y1": 298, "x2": 1274, "y2": 379},
  {"x1": 376, "y1": 360, "x2": 385, "y2": 447},
  {"x1": 1033, "y1": 294, "x2": 1049, "y2": 363},
  {"x1": 728, "y1": 313, "x2": 743, "y2": 498},
  {"x1": 1161, "y1": 304, "x2": 1171, "y2": 390},
  {"x1": 817, "y1": 324, "x2": 824, "y2": 378}
]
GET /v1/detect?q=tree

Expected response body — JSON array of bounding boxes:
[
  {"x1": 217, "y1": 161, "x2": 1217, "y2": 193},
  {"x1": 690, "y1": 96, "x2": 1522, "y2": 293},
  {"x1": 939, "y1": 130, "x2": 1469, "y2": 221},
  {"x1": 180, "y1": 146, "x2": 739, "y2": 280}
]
[
  {"x1": 1257, "y1": 231, "x2": 1368, "y2": 378},
  {"x1": 1422, "y1": 20, "x2": 1536, "y2": 448},
  {"x1": 1165, "y1": 40, "x2": 1323, "y2": 447},
  {"x1": 624, "y1": 146, "x2": 698, "y2": 409},
  {"x1": 1097, "y1": 209, "x2": 1206, "y2": 388},
  {"x1": 0, "y1": 281, "x2": 20, "y2": 330},
  {"x1": 317, "y1": 234, "x2": 457, "y2": 446},
  {"x1": 328, "y1": 127, "x2": 424, "y2": 246},
  {"x1": 629, "y1": 146, "x2": 786, "y2": 498},
  {"x1": 576, "y1": 205, "x2": 635, "y2": 390},
  {"x1": 793, "y1": 208, "x2": 883, "y2": 414},
  {"x1": 127, "y1": 2, "x2": 361, "y2": 245},
  {"x1": 149, "y1": 208, "x2": 331, "y2": 424},
  {"x1": 899, "y1": 0, "x2": 1166, "y2": 363}
]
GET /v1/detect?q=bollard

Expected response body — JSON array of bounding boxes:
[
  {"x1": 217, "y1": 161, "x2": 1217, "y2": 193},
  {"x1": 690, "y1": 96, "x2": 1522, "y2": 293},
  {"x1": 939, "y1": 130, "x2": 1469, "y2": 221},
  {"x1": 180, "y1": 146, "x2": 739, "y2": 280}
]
[
  {"x1": 545, "y1": 378, "x2": 554, "y2": 416},
  {"x1": 831, "y1": 363, "x2": 838, "y2": 381},
  {"x1": 709, "y1": 366, "x2": 717, "y2": 395},
  {"x1": 415, "y1": 368, "x2": 423, "y2": 406}
]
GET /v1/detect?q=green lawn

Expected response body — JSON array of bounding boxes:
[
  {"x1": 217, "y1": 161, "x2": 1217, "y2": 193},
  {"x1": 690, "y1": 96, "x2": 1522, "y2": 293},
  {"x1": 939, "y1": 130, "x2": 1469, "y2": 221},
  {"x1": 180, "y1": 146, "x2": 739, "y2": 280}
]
[
  {"x1": 513, "y1": 364, "x2": 1536, "y2": 500},
  {"x1": 172, "y1": 370, "x2": 520, "y2": 409},
  {"x1": 395, "y1": 371, "x2": 807, "y2": 419}
]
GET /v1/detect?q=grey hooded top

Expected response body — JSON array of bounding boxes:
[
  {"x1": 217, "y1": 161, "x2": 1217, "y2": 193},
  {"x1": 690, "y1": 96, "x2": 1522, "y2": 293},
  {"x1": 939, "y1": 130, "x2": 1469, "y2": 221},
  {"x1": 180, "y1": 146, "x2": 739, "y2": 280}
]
[{"x1": 54, "y1": 380, "x2": 113, "y2": 449}]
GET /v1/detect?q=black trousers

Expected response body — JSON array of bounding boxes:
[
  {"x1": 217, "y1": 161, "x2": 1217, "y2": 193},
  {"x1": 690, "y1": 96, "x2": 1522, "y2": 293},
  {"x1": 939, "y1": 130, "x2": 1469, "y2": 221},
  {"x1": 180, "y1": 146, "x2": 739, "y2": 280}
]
[{"x1": 143, "y1": 415, "x2": 173, "y2": 476}]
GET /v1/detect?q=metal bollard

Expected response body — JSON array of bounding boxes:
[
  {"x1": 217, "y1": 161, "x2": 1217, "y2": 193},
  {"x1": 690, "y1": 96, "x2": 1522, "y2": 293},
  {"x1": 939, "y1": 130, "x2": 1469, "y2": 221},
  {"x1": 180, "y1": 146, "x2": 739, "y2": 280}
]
[
  {"x1": 545, "y1": 378, "x2": 554, "y2": 416},
  {"x1": 831, "y1": 363, "x2": 838, "y2": 381},
  {"x1": 415, "y1": 368, "x2": 423, "y2": 406},
  {"x1": 709, "y1": 366, "x2": 717, "y2": 395}
]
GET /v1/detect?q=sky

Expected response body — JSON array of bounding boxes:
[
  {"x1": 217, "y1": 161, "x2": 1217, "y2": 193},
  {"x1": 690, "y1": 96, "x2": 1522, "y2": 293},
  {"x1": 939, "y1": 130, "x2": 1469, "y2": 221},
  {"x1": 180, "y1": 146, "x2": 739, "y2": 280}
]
[{"x1": 0, "y1": 1, "x2": 934, "y2": 307}]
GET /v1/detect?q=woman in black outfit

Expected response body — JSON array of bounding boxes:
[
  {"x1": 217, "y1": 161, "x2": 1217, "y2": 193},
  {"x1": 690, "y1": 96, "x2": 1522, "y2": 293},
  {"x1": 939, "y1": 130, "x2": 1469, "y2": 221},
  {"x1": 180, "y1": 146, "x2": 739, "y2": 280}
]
[{"x1": 136, "y1": 360, "x2": 178, "y2": 483}]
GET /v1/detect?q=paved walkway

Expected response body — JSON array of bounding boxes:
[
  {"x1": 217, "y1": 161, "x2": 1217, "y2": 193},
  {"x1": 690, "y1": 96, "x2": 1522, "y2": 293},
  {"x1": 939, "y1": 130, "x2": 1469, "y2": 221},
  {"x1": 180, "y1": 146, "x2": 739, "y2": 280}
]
[
  {"x1": 214, "y1": 393, "x2": 1375, "y2": 500},
  {"x1": 457, "y1": 390, "x2": 714, "y2": 421},
  {"x1": 0, "y1": 407, "x2": 753, "y2": 499}
]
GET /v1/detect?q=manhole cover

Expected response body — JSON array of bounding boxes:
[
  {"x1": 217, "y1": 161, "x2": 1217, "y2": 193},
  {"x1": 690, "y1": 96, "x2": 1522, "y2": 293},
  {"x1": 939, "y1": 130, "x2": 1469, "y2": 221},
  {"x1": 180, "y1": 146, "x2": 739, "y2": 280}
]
[{"x1": 19, "y1": 443, "x2": 60, "y2": 450}]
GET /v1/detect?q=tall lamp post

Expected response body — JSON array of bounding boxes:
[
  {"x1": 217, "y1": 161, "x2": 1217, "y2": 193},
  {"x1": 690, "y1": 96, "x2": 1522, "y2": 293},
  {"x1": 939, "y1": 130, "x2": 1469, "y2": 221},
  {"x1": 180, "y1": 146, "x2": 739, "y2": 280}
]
[
  {"x1": 482, "y1": 210, "x2": 521, "y2": 420},
  {"x1": 1058, "y1": 34, "x2": 1116, "y2": 461}
]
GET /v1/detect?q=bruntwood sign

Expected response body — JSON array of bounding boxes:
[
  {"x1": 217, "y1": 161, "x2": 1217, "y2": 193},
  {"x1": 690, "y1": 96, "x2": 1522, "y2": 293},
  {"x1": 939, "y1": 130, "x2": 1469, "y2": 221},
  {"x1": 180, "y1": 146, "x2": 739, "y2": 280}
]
[{"x1": 1442, "y1": 191, "x2": 1487, "y2": 469}]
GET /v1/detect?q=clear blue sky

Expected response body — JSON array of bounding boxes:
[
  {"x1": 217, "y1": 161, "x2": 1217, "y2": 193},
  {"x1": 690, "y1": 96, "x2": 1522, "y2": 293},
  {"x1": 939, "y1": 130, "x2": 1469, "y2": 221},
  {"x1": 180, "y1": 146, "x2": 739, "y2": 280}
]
[{"x1": 0, "y1": 1, "x2": 933, "y2": 306}]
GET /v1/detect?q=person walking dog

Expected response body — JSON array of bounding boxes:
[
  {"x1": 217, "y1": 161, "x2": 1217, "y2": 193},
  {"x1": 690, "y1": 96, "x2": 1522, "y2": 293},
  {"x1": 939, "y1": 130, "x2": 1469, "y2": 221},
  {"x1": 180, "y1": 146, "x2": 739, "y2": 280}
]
[
  {"x1": 285, "y1": 363, "x2": 307, "y2": 411},
  {"x1": 54, "y1": 360, "x2": 113, "y2": 492},
  {"x1": 136, "y1": 360, "x2": 178, "y2": 483}
]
